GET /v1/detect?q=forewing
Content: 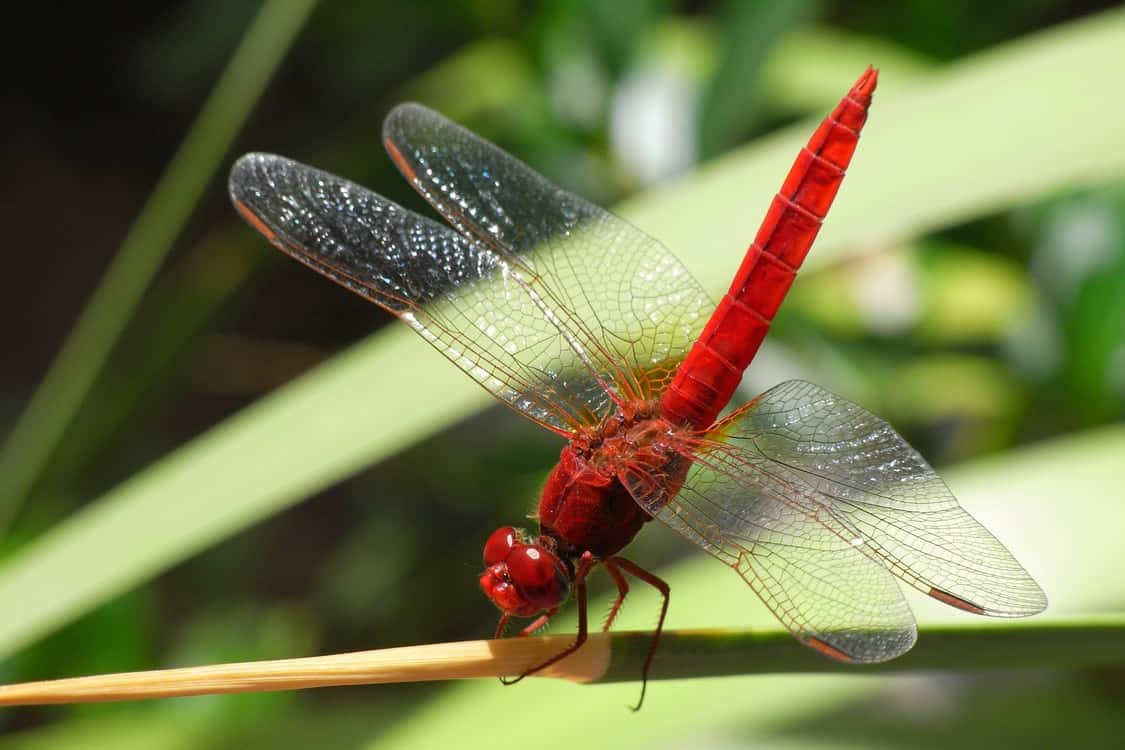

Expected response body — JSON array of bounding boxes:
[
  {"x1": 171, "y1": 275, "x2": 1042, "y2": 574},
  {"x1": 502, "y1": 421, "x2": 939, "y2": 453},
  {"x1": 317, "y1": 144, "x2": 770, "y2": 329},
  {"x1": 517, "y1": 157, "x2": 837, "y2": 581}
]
[
  {"x1": 712, "y1": 380, "x2": 1047, "y2": 616},
  {"x1": 622, "y1": 443, "x2": 918, "y2": 663},
  {"x1": 382, "y1": 104, "x2": 714, "y2": 404},
  {"x1": 230, "y1": 153, "x2": 617, "y2": 433}
]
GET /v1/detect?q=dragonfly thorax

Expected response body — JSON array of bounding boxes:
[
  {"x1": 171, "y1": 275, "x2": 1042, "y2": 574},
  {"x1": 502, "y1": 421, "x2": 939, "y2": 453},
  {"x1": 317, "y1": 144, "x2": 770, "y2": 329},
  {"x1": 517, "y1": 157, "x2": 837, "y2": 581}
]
[
  {"x1": 534, "y1": 403, "x2": 688, "y2": 561},
  {"x1": 571, "y1": 400, "x2": 678, "y2": 463},
  {"x1": 479, "y1": 404, "x2": 686, "y2": 618}
]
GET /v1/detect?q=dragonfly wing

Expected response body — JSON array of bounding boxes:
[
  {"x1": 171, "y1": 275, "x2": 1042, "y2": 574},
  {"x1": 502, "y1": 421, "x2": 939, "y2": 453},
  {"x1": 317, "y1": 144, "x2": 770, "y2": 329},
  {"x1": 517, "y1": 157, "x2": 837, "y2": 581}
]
[
  {"x1": 382, "y1": 104, "x2": 714, "y2": 404},
  {"x1": 622, "y1": 444, "x2": 918, "y2": 663},
  {"x1": 711, "y1": 380, "x2": 1047, "y2": 616},
  {"x1": 230, "y1": 153, "x2": 616, "y2": 433}
]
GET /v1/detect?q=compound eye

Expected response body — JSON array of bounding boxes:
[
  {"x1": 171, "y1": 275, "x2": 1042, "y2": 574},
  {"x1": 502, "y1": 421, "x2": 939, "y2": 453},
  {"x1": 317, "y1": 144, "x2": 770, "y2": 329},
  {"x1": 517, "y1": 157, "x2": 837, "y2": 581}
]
[
  {"x1": 507, "y1": 544, "x2": 570, "y2": 610},
  {"x1": 483, "y1": 526, "x2": 518, "y2": 566}
]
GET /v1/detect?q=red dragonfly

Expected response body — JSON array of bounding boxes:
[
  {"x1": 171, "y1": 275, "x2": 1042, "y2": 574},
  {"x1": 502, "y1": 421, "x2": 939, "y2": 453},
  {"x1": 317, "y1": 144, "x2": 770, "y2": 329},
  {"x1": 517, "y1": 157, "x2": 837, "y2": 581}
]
[{"x1": 230, "y1": 68, "x2": 1045, "y2": 704}]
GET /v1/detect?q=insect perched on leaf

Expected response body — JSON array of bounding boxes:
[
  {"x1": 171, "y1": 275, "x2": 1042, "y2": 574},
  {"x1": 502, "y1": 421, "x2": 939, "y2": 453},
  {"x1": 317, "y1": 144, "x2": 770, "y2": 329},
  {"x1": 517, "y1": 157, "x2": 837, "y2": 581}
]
[{"x1": 230, "y1": 67, "x2": 1045, "y2": 708}]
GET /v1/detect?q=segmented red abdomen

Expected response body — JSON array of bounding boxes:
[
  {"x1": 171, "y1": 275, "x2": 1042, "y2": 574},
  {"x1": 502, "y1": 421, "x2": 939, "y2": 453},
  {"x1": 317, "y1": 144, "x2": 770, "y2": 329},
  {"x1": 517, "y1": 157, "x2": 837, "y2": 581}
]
[{"x1": 660, "y1": 67, "x2": 878, "y2": 430}]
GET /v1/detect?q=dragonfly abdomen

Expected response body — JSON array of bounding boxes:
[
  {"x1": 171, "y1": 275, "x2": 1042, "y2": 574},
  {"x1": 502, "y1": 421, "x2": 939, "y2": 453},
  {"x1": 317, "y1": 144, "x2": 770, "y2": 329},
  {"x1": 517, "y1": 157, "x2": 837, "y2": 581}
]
[{"x1": 661, "y1": 67, "x2": 878, "y2": 430}]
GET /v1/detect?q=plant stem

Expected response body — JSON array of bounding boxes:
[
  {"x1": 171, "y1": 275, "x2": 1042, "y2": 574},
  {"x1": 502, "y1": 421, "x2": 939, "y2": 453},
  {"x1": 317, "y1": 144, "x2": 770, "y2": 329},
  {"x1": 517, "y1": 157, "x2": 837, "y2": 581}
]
[{"x1": 1, "y1": 618, "x2": 1120, "y2": 706}]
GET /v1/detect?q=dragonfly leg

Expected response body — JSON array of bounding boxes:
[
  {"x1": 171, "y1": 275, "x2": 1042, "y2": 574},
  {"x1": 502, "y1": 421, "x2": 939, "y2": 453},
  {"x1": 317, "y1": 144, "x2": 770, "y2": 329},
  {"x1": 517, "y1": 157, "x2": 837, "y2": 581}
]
[
  {"x1": 496, "y1": 607, "x2": 563, "y2": 685},
  {"x1": 602, "y1": 558, "x2": 630, "y2": 630},
  {"x1": 517, "y1": 609, "x2": 557, "y2": 636},
  {"x1": 493, "y1": 613, "x2": 511, "y2": 639},
  {"x1": 500, "y1": 551, "x2": 596, "y2": 685},
  {"x1": 606, "y1": 556, "x2": 669, "y2": 711}
]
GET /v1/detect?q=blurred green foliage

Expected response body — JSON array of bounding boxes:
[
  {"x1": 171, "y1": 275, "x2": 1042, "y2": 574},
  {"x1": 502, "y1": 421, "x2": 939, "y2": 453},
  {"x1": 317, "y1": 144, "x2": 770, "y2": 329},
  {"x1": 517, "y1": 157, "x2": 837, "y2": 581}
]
[{"x1": 1, "y1": 1, "x2": 1123, "y2": 748}]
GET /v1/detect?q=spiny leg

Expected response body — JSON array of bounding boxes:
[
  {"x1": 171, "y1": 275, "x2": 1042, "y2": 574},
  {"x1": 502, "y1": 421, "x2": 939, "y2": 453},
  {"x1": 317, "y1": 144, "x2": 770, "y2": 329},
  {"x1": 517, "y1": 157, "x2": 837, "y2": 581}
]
[
  {"x1": 602, "y1": 558, "x2": 630, "y2": 631},
  {"x1": 500, "y1": 551, "x2": 596, "y2": 685},
  {"x1": 518, "y1": 610, "x2": 556, "y2": 636},
  {"x1": 607, "y1": 556, "x2": 670, "y2": 711}
]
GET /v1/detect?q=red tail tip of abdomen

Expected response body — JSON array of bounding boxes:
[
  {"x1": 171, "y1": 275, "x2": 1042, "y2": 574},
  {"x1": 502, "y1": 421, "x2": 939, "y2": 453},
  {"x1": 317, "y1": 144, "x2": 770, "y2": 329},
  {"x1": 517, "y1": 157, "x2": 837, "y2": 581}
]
[{"x1": 851, "y1": 66, "x2": 879, "y2": 104}]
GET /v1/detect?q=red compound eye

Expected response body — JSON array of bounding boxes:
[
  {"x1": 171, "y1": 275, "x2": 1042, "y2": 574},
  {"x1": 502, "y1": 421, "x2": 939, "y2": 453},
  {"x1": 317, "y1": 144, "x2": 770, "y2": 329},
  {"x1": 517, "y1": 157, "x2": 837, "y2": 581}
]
[
  {"x1": 483, "y1": 526, "x2": 519, "y2": 566},
  {"x1": 506, "y1": 544, "x2": 570, "y2": 610}
]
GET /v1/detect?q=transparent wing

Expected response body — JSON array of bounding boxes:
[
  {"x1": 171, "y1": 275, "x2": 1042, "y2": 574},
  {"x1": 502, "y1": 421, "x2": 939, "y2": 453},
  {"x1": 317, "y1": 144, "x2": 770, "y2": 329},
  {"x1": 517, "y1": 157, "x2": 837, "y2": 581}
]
[
  {"x1": 230, "y1": 153, "x2": 620, "y2": 434},
  {"x1": 381, "y1": 103, "x2": 714, "y2": 407},
  {"x1": 623, "y1": 440, "x2": 918, "y2": 663},
  {"x1": 711, "y1": 380, "x2": 1047, "y2": 616},
  {"x1": 624, "y1": 380, "x2": 1045, "y2": 659},
  {"x1": 625, "y1": 380, "x2": 1045, "y2": 660}
]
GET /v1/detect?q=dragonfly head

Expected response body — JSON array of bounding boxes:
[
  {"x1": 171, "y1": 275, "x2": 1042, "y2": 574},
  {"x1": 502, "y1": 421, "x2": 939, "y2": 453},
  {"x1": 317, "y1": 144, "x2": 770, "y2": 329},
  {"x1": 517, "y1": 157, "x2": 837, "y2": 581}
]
[{"x1": 480, "y1": 526, "x2": 570, "y2": 616}]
